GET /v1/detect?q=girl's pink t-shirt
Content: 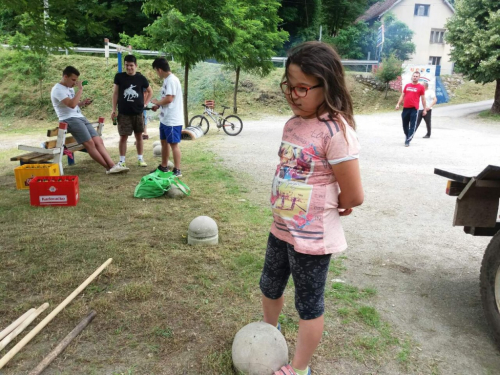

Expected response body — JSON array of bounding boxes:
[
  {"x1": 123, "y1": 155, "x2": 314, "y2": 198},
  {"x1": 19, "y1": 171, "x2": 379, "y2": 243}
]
[{"x1": 270, "y1": 114, "x2": 360, "y2": 255}]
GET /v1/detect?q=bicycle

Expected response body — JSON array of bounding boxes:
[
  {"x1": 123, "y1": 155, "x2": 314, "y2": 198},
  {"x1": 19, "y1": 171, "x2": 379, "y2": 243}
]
[{"x1": 188, "y1": 104, "x2": 243, "y2": 136}]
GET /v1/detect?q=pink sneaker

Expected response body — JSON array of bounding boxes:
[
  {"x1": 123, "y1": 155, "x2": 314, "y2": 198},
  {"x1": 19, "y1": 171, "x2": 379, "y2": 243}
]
[{"x1": 274, "y1": 364, "x2": 311, "y2": 375}]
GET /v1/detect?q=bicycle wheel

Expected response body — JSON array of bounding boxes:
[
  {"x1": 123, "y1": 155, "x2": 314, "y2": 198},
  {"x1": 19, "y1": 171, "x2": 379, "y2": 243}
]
[
  {"x1": 222, "y1": 115, "x2": 243, "y2": 136},
  {"x1": 189, "y1": 115, "x2": 210, "y2": 134}
]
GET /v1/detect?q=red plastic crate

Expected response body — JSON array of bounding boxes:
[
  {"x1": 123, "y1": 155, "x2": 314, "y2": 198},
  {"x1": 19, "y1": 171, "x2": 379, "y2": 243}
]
[{"x1": 29, "y1": 176, "x2": 79, "y2": 206}]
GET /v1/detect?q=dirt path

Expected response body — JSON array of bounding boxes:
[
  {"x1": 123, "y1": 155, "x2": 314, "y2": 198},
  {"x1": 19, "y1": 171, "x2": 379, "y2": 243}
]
[{"x1": 207, "y1": 104, "x2": 500, "y2": 374}]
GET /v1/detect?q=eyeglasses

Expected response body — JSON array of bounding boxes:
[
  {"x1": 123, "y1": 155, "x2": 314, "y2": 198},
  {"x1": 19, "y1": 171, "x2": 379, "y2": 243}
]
[{"x1": 280, "y1": 81, "x2": 322, "y2": 98}]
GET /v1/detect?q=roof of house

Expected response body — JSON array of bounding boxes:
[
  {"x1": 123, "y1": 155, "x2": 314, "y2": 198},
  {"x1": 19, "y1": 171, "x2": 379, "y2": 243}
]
[{"x1": 357, "y1": 0, "x2": 454, "y2": 22}]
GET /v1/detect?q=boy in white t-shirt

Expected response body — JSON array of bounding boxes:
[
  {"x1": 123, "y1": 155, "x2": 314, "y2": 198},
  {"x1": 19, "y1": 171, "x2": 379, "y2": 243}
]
[
  {"x1": 150, "y1": 58, "x2": 184, "y2": 177},
  {"x1": 416, "y1": 81, "x2": 437, "y2": 138},
  {"x1": 51, "y1": 66, "x2": 128, "y2": 174}
]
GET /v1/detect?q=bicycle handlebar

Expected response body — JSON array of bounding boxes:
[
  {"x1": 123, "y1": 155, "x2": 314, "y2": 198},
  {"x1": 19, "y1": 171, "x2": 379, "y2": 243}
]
[{"x1": 202, "y1": 103, "x2": 230, "y2": 109}]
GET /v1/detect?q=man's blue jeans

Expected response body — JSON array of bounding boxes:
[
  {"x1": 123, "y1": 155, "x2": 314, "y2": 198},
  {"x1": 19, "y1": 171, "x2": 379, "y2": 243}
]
[{"x1": 402, "y1": 107, "x2": 418, "y2": 142}]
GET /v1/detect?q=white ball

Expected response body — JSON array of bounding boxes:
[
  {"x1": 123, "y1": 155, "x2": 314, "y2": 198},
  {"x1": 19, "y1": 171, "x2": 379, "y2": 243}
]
[
  {"x1": 232, "y1": 322, "x2": 288, "y2": 375},
  {"x1": 152, "y1": 140, "x2": 161, "y2": 147},
  {"x1": 153, "y1": 145, "x2": 162, "y2": 157}
]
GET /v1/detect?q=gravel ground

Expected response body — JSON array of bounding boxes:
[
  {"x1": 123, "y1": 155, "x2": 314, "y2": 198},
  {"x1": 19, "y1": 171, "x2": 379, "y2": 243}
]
[{"x1": 208, "y1": 100, "x2": 500, "y2": 374}]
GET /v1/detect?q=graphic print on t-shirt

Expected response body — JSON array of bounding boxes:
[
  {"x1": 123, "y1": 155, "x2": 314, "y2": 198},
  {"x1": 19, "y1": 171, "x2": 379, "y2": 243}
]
[
  {"x1": 271, "y1": 140, "x2": 322, "y2": 225},
  {"x1": 123, "y1": 85, "x2": 139, "y2": 101}
]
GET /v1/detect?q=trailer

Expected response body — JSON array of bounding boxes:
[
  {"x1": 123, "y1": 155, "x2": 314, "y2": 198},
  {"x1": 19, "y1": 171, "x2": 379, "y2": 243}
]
[{"x1": 435, "y1": 165, "x2": 500, "y2": 348}]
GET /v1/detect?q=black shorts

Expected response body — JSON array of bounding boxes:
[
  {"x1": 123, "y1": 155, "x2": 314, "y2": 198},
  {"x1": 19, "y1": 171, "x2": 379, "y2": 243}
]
[{"x1": 259, "y1": 233, "x2": 332, "y2": 320}]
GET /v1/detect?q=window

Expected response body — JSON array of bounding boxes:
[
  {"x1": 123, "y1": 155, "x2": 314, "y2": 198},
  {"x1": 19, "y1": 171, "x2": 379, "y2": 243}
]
[
  {"x1": 429, "y1": 56, "x2": 441, "y2": 65},
  {"x1": 414, "y1": 4, "x2": 430, "y2": 16},
  {"x1": 430, "y1": 29, "x2": 445, "y2": 44}
]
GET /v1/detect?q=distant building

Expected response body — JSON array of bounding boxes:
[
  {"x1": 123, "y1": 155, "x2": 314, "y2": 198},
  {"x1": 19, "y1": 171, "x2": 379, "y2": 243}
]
[{"x1": 358, "y1": 0, "x2": 455, "y2": 75}]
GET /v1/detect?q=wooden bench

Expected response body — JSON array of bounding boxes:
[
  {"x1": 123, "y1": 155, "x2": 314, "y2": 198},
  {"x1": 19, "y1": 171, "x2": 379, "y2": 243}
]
[{"x1": 11, "y1": 117, "x2": 104, "y2": 175}]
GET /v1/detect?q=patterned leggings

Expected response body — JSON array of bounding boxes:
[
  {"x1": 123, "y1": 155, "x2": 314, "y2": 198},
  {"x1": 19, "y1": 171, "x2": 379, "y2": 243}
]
[{"x1": 259, "y1": 233, "x2": 332, "y2": 320}]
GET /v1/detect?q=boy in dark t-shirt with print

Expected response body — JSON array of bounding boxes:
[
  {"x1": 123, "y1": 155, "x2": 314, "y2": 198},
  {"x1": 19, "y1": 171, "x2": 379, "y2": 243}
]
[
  {"x1": 395, "y1": 71, "x2": 426, "y2": 147},
  {"x1": 111, "y1": 55, "x2": 153, "y2": 167}
]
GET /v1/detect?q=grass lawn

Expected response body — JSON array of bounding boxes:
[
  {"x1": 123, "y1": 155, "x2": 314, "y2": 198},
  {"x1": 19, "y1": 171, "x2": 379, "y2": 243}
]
[{"x1": 1, "y1": 129, "x2": 426, "y2": 374}]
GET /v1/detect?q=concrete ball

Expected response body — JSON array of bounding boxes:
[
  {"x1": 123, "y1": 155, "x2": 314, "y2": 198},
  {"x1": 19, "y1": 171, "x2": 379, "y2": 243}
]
[
  {"x1": 153, "y1": 145, "x2": 162, "y2": 157},
  {"x1": 166, "y1": 185, "x2": 186, "y2": 199},
  {"x1": 232, "y1": 322, "x2": 288, "y2": 375},
  {"x1": 187, "y1": 216, "x2": 218, "y2": 245},
  {"x1": 153, "y1": 140, "x2": 161, "y2": 147}
]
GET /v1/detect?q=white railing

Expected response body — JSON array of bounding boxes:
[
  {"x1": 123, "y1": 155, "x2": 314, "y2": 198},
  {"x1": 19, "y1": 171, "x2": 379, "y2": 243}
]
[
  {"x1": 1, "y1": 44, "x2": 378, "y2": 67},
  {"x1": 1, "y1": 44, "x2": 167, "y2": 57}
]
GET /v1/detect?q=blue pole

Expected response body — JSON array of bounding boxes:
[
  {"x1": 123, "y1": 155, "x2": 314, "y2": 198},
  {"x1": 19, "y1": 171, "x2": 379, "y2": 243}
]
[{"x1": 117, "y1": 52, "x2": 122, "y2": 73}]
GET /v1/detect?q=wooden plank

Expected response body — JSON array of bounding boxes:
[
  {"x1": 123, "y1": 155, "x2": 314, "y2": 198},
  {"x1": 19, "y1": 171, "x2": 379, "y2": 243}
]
[
  {"x1": 29, "y1": 155, "x2": 54, "y2": 163},
  {"x1": 476, "y1": 165, "x2": 500, "y2": 181},
  {"x1": 18, "y1": 145, "x2": 59, "y2": 154},
  {"x1": 476, "y1": 180, "x2": 500, "y2": 188},
  {"x1": 434, "y1": 168, "x2": 474, "y2": 183},
  {"x1": 67, "y1": 145, "x2": 85, "y2": 152},
  {"x1": 10, "y1": 152, "x2": 41, "y2": 161},
  {"x1": 446, "y1": 180, "x2": 467, "y2": 196},
  {"x1": 46, "y1": 127, "x2": 59, "y2": 137},
  {"x1": 13, "y1": 153, "x2": 48, "y2": 163},
  {"x1": 464, "y1": 222, "x2": 500, "y2": 236},
  {"x1": 44, "y1": 136, "x2": 77, "y2": 149},
  {"x1": 453, "y1": 188, "x2": 500, "y2": 227}
]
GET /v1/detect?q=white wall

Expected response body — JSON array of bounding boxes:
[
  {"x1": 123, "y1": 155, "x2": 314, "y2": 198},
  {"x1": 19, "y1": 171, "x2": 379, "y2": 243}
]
[{"x1": 391, "y1": 0, "x2": 454, "y2": 75}]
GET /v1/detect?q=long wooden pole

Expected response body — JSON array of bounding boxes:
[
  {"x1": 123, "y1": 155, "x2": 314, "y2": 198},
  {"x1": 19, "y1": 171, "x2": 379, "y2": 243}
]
[
  {"x1": 0, "y1": 309, "x2": 35, "y2": 341},
  {"x1": 0, "y1": 258, "x2": 112, "y2": 370},
  {"x1": 0, "y1": 303, "x2": 49, "y2": 351},
  {"x1": 28, "y1": 310, "x2": 97, "y2": 375}
]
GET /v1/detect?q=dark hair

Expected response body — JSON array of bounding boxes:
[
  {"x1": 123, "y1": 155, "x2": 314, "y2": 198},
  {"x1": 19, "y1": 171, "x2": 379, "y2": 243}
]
[
  {"x1": 124, "y1": 55, "x2": 137, "y2": 64},
  {"x1": 62, "y1": 66, "x2": 80, "y2": 77},
  {"x1": 152, "y1": 58, "x2": 170, "y2": 72},
  {"x1": 284, "y1": 41, "x2": 355, "y2": 130}
]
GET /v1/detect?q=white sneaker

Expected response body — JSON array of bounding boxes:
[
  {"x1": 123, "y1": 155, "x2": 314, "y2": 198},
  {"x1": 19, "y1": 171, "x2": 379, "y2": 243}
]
[{"x1": 108, "y1": 164, "x2": 129, "y2": 174}]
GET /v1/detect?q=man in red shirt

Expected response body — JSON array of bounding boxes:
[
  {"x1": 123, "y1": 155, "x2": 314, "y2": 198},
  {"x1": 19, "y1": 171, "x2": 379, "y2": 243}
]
[{"x1": 396, "y1": 71, "x2": 427, "y2": 147}]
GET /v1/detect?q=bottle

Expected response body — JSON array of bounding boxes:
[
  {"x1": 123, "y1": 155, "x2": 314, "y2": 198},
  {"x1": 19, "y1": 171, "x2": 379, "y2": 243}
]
[
  {"x1": 82, "y1": 80, "x2": 89, "y2": 86},
  {"x1": 112, "y1": 115, "x2": 118, "y2": 126}
]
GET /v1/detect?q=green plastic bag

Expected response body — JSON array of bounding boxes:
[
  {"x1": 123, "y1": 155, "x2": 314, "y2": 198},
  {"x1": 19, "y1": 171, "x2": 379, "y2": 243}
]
[{"x1": 134, "y1": 170, "x2": 190, "y2": 198}]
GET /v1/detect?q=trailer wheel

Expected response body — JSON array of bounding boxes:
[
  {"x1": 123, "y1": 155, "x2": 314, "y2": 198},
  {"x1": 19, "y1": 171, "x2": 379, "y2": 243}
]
[{"x1": 480, "y1": 231, "x2": 500, "y2": 350}]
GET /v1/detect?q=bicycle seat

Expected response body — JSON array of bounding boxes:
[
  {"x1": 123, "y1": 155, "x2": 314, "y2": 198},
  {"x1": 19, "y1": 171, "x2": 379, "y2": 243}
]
[{"x1": 222, "y1": 105, "x2": 230, "y2": 109}]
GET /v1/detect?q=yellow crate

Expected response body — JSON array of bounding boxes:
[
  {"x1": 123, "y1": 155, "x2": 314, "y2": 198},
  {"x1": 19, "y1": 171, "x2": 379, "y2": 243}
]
[{"x1": 14, "y1": 164, "x2": 60, "y2": 190}]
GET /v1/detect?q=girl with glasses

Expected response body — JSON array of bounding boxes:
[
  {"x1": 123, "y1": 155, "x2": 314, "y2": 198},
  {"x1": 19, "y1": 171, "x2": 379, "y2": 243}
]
[{"x1": 259, "y1": 41, "x2": 364, "y2": 375}]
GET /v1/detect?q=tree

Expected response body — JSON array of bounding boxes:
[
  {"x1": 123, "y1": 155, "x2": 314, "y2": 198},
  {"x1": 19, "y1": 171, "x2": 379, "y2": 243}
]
[
  {"x1": 322, "y1": 0, "x2": 368, "y2": 37},
  {"x1": 223, "y1": 1, "x2": 288, "y2": 113},
  {"x1": 374, "y1": 54, "x2": 404, "y2": 98},
  {"x1": 0, "y1": 0, "x2": 129, "y2": 47},
  {"x1": 446, "y1": 0, "x2": 500, "y2": 113},
  {"x1": 328, "y1": 22, "x2": 371, "y2": 59},
  {"x1": 143, "y1": 0, "x2": 236, "y2": 126},
  {"x1": 277, "y1": 0, "x2": 321, "y2": 53},
  {"x1": 379, "y1": 13, "x2": 415, "y2": 61}
]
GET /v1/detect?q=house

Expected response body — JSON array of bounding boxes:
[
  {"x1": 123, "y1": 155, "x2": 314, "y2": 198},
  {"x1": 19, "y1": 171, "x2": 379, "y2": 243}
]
[{"x1": 358, "y1": 0, "x2": 455, "y2": 75}]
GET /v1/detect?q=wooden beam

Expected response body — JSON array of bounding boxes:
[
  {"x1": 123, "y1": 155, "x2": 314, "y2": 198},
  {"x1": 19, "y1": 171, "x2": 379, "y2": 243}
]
[
  {"x1": 0, "y1": 309, "x2": 35, "y2": 341},
  {"x1": 0, "y1": 259, "x2": 112, "y2": 370},
  {"x1": 27, "y1": 311, "x2": 97, "y2": 375},
  {"x1": 464, "y1": 222, "x2": 500, "y2": 236}
]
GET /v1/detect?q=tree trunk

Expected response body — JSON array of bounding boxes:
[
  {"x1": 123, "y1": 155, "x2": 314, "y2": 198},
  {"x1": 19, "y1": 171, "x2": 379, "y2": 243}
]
[
  {"x1": 384, "y1": 83, "x2": 389, "y2": 99},
  {"x1": 233, "y1": 66, "x2": 240, "y2": 114},
  {"x1": 492, "y1": 79, "x2": 500, "y2": 114},
  {"x1": 183, "y1": 63, "x2": 189, "y2": 128}
]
